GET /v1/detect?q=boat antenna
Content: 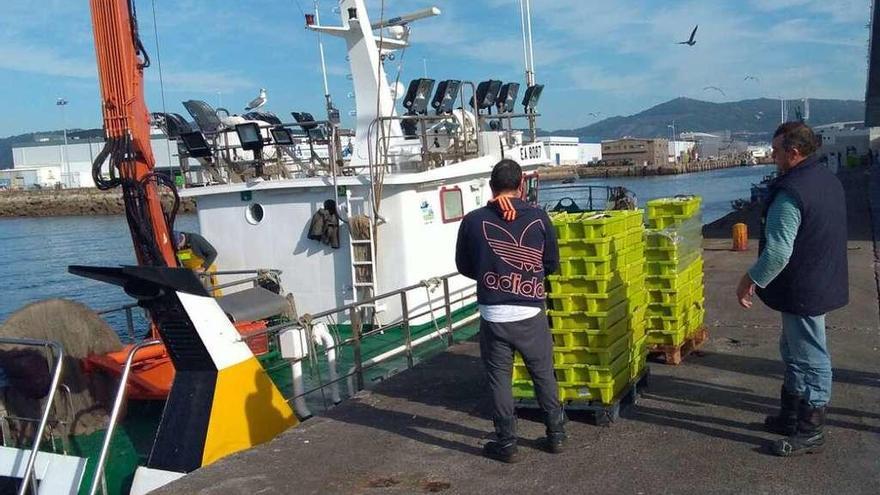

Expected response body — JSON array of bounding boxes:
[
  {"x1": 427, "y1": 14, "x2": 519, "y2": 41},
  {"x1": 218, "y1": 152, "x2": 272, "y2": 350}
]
[
  {"x1": 150, "y1": 0, "x2": 176, "y2": 182},
  {"x1": 519, "y1": 0, "x2": 537, "y2": 140},
  {"x1": 314, "y1": 1, "x2": 332, "y2": 107}
]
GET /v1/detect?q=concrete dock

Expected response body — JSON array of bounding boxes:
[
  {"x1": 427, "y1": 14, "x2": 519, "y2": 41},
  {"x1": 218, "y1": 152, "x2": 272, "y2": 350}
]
[{"x1": 157, "y1": 168, "x2": 880, "y2": 495}]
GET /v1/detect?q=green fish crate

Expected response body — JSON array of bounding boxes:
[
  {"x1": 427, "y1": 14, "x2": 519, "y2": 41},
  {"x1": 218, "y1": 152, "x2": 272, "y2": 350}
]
[
  {"x1": 553, "y1": 353, "x2": 629, "y2": 384},
  {"x1": 646, "y1": 252, "x2": 701, "y2": 276},
  {"x1": 621, "y1": 259, "x2": 646, "y2": 283},
  {"x1": 606, "y1": 209, "x2": 646, "y2": 231},
  {"x1": 629, "y1": 335, "x2": 649, "y2": 380},
  {"x1": 629, "y1": 306, "x2": 648, "y2": 341},
  {"x1": 556, "y1": 254, "x2": 625, "y2": 277},
  {"x1": 646, "y1": 328, "x2": 689, "y2": 347},
  {"x1": 646, "y1": 313, "x2": 692, "y2": 333},
  {"x1": 548, "y1": 300, "x2": 628, "y2": 330},
  {"x1": 645, "y1": 246, "x2": 702, "y2": 263},
  {"x1": 547, "y1": 273, "x2": 624, "y2": 295},
  {"x1": 644, "y1": 257, "x2": 704, "y2": 290},
  {"x1": 646, "y1": 196, "x2": 702, "y2": 220},
  {"x1": 551, "y1": 212, "x2": 628, "y2": 241},
  {"x1": 549, "y1": 332, "x2": 630, "y2": 366},
  {"x1": 550, "y1": 317, "x2": 630, "y2": 348},
  {"x1": 558, "y1": 234, "x2": 629, "y2": 258},
  {"x1": 512, "y1": 367, "x2": 631, "y2": 404},
  {"x1": 646, "y1": 297, "x2": 703, "y2": 319},
  {"x1": 547, "y1": 284, "x2": 627, "y2": 313},
  {"x1": 648, "y1": 284, "x2": 697, "y2": 305}
]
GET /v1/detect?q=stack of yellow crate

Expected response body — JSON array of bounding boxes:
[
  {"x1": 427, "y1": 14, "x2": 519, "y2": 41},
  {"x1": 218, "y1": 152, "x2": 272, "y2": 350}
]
[
  {"x1": 644, "y1": 197, "x2": 706, "y2": 348},
  {"x1": 511, "y1": 210, "x2": 648, "y2": 405}
]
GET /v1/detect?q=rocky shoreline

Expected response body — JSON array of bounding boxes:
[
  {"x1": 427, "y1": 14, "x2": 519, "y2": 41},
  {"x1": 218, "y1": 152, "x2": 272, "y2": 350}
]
[{"x1": 0, "y1": 188, "x2": 196, "y2": 217}]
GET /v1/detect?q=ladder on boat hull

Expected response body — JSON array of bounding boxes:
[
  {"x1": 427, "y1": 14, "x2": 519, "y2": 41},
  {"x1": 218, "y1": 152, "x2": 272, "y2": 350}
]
[{"x1": 344, "y1": 189, "x2": 382, "y2": 322}]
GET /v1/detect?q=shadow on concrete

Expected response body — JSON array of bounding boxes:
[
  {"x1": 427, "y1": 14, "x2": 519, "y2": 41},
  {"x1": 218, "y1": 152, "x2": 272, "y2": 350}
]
[
  {"x1": 638, "y1": 370, "x2": 880, "y2": 438},
  {"x1": 324, "y1": 399, "x2": 487, "y2": 457},
  {"x1": 691, "y1": 350, "x2": 880, "y2": 390}
]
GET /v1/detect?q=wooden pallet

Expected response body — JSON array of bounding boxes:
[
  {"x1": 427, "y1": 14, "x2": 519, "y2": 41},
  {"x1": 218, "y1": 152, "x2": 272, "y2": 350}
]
[
  {"x1": 514, "y1": 368, "x2": 650, "y2": 427},
  {"x1": 648, "y1": 327, "x2": 709, "y2": 365}
]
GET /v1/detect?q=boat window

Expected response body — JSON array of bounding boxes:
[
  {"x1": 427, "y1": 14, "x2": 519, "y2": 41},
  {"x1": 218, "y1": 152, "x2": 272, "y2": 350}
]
[
  {"x1": 246, "y1": 203, "x2": 264, "y2": 225},
  {"x1": 440, "y1": 187, "x2": 464, "y2": 223}
]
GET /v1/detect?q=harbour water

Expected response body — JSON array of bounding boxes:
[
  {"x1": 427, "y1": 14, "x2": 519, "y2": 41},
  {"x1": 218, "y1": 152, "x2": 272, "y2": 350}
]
[{"x1": 0, "y1": 166, "x2": 772, "y2": 328}]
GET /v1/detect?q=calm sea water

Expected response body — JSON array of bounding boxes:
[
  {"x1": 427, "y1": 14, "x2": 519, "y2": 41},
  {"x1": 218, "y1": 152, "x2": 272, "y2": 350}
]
[
  {"x1": 0, "y1": 166, "x2": 772, "y2": 330},
  {"x1": 0, "y1": 215, "x2": 198, "y2": 332}
]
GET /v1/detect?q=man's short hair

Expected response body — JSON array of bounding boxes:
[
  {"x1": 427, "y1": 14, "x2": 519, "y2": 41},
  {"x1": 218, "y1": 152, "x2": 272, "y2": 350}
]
[
  {"x1": 773, "y1": 121, "x2": 819, "y2": 156},
  {"x1": 490, "y1": 159, "x2": 522, "y2": 193}
]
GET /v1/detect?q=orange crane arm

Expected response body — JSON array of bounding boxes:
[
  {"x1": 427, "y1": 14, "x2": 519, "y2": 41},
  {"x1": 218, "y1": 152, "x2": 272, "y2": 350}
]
[{"x1": 90, "y1": 0, "x2": 177, "y2": 267}]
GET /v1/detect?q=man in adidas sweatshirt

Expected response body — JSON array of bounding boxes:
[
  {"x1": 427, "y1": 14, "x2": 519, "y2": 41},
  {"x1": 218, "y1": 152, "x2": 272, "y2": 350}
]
[{"x1": 455, "y1": 159, "x2": 567, "y2": 463}]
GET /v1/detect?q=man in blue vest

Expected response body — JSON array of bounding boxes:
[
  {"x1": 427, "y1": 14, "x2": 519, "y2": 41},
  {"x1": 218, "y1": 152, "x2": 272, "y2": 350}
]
[
  {"x1": 455, "y1": 159, "x2": 566, "y2": 463},
  {"x1": 736, "y1": 121, "x2": 848, "y2": 456}
]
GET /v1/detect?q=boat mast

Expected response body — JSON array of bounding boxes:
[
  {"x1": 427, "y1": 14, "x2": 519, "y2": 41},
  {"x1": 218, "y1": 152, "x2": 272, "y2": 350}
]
[{"x1": 520, "y1": 0, "x2": 537, "y2": 141}]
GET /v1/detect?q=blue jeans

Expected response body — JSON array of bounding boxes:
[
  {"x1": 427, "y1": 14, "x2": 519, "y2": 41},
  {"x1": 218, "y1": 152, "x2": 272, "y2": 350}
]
[{"x1": 780, "y1": 312, "x2": 832, "y2": 407}]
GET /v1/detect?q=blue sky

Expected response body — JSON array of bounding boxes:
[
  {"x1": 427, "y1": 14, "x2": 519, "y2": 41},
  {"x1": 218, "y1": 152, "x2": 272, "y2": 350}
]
[{"x1": 0, "y1": 0, "x2": 871, "y2": 137}]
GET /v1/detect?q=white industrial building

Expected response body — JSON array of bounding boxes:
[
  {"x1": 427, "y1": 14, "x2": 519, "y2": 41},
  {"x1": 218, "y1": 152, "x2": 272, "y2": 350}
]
[
  {"x1": 668, "y1": 140, "x2": 697, "y2": 163},
  {"x1": 814, "y1": 121, "x2": 871, "y2": 172},
  {"x1": 8, "y1": 129, "x2": 184, "y2": 189},
  {"x1": 538, "y1": 136, "x2": 602, "y2": 165}
]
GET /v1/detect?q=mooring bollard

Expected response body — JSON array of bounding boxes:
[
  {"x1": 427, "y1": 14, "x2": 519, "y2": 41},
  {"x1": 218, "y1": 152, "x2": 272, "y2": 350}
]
[{"x1": 732, "y1": 223, "x2": 748, "y2": 251}]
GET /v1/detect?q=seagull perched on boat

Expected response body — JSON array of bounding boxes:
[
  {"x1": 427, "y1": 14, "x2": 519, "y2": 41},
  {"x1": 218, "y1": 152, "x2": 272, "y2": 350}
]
[
  {"x1": 678, "y1": 25, "x2": 698, "y2": 46},
  {"x1": 703, "y1": 86, "x2": 726, "y2": 97},
  {"x1": 245, "y1": 88, "x2": 267, "y2": 111}
]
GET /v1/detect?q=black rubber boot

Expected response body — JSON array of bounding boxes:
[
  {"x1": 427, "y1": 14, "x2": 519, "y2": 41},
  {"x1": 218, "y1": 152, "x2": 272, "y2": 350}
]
[
  {"x1": 541, "y1": 407, "x2": 568, "y2": 454},
  {"x1": 764, "y1": 385, "x2": 801, "y2": 436},
  {"x1": 484, "y1": 416, "x2": 520, "y2": 463},
  {"x1": 772, "y1": 401, "x2": 826, "y2": 457}
]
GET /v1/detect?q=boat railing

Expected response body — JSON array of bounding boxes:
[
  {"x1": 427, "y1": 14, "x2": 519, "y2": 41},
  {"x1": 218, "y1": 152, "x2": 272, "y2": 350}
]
[
  {"x1": 0, "y1": 337, "x2": 65, "y2": 495},
  {"x1": 243, "y1": 272, "x2": 478, "y2": 413},
  {"x1": 539, "y1": 184, "x2": 638, "y2": 212},
  {"x1": 96, "y1": 303, "x2": 140, "y2": 343},
  {"x1": 88, "y1": 339, "x2": 162, "y2": 495}
]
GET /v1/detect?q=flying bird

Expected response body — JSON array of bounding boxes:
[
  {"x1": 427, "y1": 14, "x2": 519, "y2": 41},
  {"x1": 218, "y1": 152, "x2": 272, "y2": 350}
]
[
  {"x1": 588, "y1": 112, "x2": 603, "y2": 118},
  {"x1": 678, "y1": 25, "x2": 698, "y2": 46},
  {"x1": 744, "y1": 75, "x2": 760, "y2": 82},
  {"x1": 703, "y1": 86, "x2": 726, "y2": 97},
  {"x1": 245, "y1": 88, "x2": 267, "y2": 111}
]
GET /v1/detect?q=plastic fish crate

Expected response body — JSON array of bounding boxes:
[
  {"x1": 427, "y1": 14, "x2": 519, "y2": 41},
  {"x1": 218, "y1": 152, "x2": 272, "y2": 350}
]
[
  {"x1": 646, "y1": 328, "x2": 689, "y2": 347},
  {"x1": 550, "y1": 333, "x2": 630, "y2": 366},
  {"x1": 648, "y1": 286, "x2": 695, "y2": 305},
  {"x1": 550, "y1": 317, "x2": 629, "y2": 348},
  {"x1": 553, "y1": 353, "x2": 629, "y2": 384},
  {"x1": 558, "y1": 235, "x2": 628, "y2": 258},
  {"x1": 512, "y1": 366, "x2": 631, "y2": 404},
  {"x1": 547, "y1": 272, "x2": 623, "y2": 294},
  {"x1": 547, "y1": 285, "x2": 626, "y2": 313},
  {"x1": 556, "y1": 254, "x2": 625, "y2": 277},
  {"x1": 624, "y1": 227, "x2": 646, "y2": 248},
  {"x1": 551, "y1": 212, "x2": 628, "y2": 240},
  {"x1": 646, "y1": 311, "x2": 694, "y2": 332},
  {"x1": 548, "y1": 301, "x2": 628, "y2": 331},
  {"x1": 620, "y1": 260, "x2": 645, "y2": 283},
  {"x1": 645, "y1": 246, "x2": 702, "y2": 263},
  {"x1": 646, "y1": 214, "x2": 697, "y2": 230},
  {"x1": 644, "y1": 257, "x2": 704, "y2": 290},
  {"x1": 627, "y1": 288, "x2": 649, "y2": 309},
  {"x1": 646, "y1": 255, "x2": 700, "y2": 276},
  {"x1": 606, "y1": 209, "x2": 646, "y2": 230},
  {"x1": 646, "y1": 196, "x2": 702, "y2": 219},
  {"x1": 647, "y1": 297, "x2": 704, "y2": 319}
]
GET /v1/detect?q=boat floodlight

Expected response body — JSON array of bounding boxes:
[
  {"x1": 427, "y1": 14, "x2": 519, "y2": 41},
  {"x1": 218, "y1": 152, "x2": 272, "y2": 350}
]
[
  {"x1": 496, "y1": 82, "x2": 520, "y2": 113},
  {"x1": 183, "y1": 100, "x2": 223, "y2": 134},
  {"x1": 522, "y1": 84, "x2": 545, "y2": 112},
  {"x1": 235, "y1": 123, "x2": 264, "y2": 152},
  {"x1": 305, "y1": 13, "x2": 316, "y2": 26},
  {"x1": 270, "y1": 127, "x2": 295, "y2": 145},
  {"x1": 431, "y1": 80, "x2": 462, "y2": 115},
  {"x1": 291, "y1": 112, "x2": 319, "y2": 131},
  {"x1": 403, "y1": 78, "x2": 436, "y2": 115},
  {"x1": 471, "y1": 80, "x2": 503, "y2": 111},
  {"x1": 348, "y1": 7, "x2": 358, "y2": 20},
  {"x1": 179, "y1": 131, "x2": 212, "y2": 159}
]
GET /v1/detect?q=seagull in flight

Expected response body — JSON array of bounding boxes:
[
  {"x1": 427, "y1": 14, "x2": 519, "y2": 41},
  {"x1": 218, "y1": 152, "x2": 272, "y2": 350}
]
[
  {"x1": 588, "y1": 112, "x2": 603, "y2": 118},
  {"x1": 703, "y1": 86, "x2": 726, "y2": 97},
  {"x1": 678, "y1": 25, "x2": 698, "y2": 46},
  {"x1": 245, "y1": 88, "x2": 267, "y2": 111},
  {"x1": 744, "y1": 75, "x2": 760, "y2": 82}
]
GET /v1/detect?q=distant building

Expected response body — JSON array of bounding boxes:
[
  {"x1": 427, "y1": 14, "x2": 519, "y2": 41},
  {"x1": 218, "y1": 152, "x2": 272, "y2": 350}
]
[
  {"x1": 814, "y1": 121, "x2": 870, "y2": 172},
  {"x1": 538, "y1": 136, "x2": 602, "y2": 166},
  {"x1": 679, "y1": 131, "x2": 747, "y2": 160},
  {"x1": 668, "y1": 141, "x2": 697, "y2": 164},
  {"x1": 601, "y1": 138, "x2": 668, "y2": 167},
  {"x1": 10, "y1": 127, "x2": 189, "y2": 189}
]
